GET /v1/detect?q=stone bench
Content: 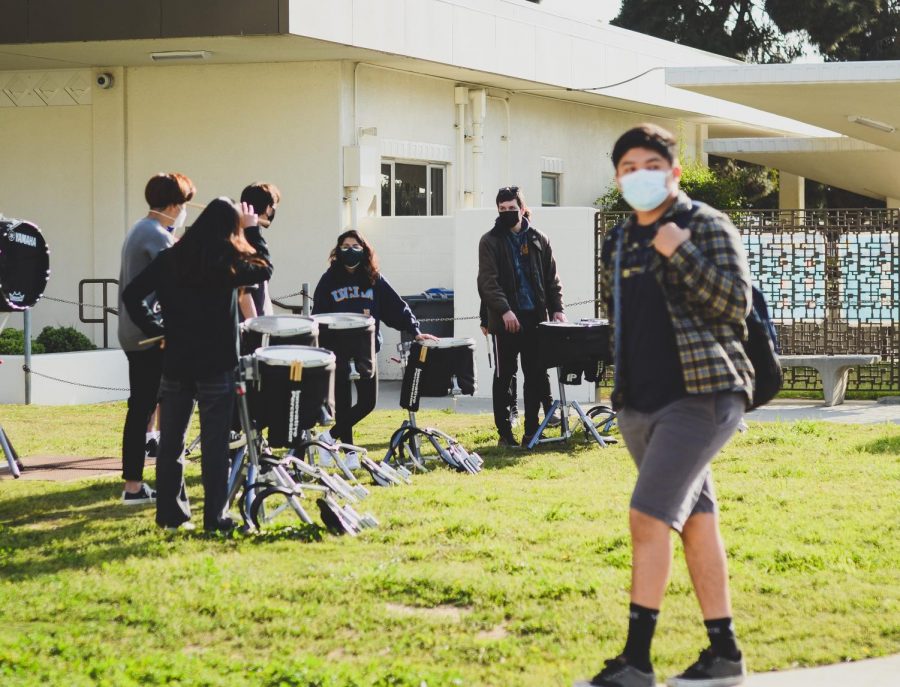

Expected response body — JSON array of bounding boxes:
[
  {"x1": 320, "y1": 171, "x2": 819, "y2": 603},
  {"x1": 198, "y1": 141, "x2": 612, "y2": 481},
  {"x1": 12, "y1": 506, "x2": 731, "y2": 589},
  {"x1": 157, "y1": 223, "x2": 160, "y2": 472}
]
[{"x1": 778, "y1": 354, "x2": 882, "y2": 407}]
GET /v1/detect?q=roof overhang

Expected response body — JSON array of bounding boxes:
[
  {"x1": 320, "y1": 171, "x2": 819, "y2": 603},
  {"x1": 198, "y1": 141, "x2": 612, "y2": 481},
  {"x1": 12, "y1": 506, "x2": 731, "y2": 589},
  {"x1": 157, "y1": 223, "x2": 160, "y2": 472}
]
[
  {"x1": 705, "y1": 136, "x2": 900, "y2": 200},
  {"x1": 667, "y1": 61, "x2": 900, "y2": 151}
]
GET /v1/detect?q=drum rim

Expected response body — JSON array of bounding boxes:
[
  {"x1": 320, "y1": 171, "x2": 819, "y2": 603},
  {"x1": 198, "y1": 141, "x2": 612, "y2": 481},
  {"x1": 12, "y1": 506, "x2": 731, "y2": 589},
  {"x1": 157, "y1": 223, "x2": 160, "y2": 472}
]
[
  {"x1": 244, "y1": 314, "x2": 318, "y2": 336},
  {"x1": 421, "y1": 336, "x2": 476, "y2": 348},
  {"x1": 312, "y1": 312, "x2": 376, "y2": 329},
  {"x1": 539, "y1": 320, "x2": 609, "y2": 327},
  {"x1": 0, "y1": 218, "x2": 51, "y2": 311},
  {"x1": 255, "y1": 345, "x2": 336, "y2": 367}
]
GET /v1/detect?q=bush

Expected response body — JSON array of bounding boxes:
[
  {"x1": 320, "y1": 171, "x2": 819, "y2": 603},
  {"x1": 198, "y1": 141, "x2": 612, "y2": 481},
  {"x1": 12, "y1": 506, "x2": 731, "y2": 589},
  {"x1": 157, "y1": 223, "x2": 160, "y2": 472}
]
[
  {"x1": 35, "y1": 326, "x2": 96, "y2": 353},
  {"x1": 0, "y1": 329, "x2": 46, "y2": 355}
]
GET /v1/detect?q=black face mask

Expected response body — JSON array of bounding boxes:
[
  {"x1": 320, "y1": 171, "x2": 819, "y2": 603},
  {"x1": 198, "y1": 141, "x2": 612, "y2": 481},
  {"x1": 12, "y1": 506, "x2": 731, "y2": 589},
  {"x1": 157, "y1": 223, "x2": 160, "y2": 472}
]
[
  {"x1": 266, "y1": 208, "x2": 276, "y2": 223},
  {"x1": 338, "y1": 246, "x2": 364, "y2": 268},
  {"x1": 497, "y1": 210, "x2": 520, "y2": 230}
]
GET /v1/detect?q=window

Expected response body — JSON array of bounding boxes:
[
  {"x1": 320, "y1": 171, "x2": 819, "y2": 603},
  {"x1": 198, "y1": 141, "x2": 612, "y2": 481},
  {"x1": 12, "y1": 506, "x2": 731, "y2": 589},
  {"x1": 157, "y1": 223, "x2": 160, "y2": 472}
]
[
  {"x1": 541, "y1": 173, "x2": 560, "y2": 207},
  {"x1": 380, "y1": 161, "x2": 446, "y2": 216}
]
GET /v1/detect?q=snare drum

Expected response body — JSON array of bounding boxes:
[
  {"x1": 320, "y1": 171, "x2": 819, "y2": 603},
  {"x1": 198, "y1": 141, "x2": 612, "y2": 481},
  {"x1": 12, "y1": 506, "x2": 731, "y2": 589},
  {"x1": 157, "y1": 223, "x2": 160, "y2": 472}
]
[
  {"x1": 244, "y1": 315, "x2": 318, "y2": 352},
  {"x1": 254, "y1": 346, "x2": 336, "y2": 447},
  {"x1": 0, "y1": 219, "x2": 50, "y2": 312},
  {"x1": 312, "y1": 313, "x2": 376, "y2": 379},
  {"x1": 400, "y1": 337, "x2": 477, "y2": 411},
  {"x1": 538, "y1": 319, "x2": 611, "y2": 384}
]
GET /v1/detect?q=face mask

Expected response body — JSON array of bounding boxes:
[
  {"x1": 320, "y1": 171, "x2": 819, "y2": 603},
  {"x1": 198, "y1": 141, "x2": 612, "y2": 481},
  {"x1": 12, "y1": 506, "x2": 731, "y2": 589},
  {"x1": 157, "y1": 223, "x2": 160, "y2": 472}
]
[
  {"x1": 338, "y1": 246, "x2": 364, "y2": 268},
  {"x1": 266, "y1": 208, "x2": 276, "y2": 223},
  {"x1": 619, "y1": 169, "x2": 672, "y2": 212},
  {"x1": 497, "y1": 209, "x2": 520, "y2": 230},
  {"x1": 157, "y1": 206, "x2": 187, "y2": 230}
]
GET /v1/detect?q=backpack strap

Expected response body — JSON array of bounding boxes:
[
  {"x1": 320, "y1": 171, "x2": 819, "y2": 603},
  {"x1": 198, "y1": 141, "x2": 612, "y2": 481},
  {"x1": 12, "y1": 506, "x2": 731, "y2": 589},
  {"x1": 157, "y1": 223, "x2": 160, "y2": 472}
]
[{"x1": 670, "y1": 200, "x2": 704, "y2": 229}]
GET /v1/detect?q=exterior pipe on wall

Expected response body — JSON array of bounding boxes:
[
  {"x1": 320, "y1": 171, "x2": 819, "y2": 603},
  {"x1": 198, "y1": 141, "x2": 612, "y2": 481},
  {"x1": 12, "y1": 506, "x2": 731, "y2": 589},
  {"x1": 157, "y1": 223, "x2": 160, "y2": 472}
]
[
  {"x1": 470, "y1": 89, "x2": 486, "y2": 208},
  {"x1": 454, "y1": 86, "x2": 468, "y2": 210},
  {"x1": 487, "y1": 94, "x2": 511, "y2": 183}
]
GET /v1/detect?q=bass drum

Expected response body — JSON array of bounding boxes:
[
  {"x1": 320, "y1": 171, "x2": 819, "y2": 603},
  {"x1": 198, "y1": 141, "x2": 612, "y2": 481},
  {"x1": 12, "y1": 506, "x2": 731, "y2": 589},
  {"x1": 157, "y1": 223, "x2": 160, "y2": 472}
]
[{"x1": 0, "y1": 219, "x2": 51, "y2": 311}]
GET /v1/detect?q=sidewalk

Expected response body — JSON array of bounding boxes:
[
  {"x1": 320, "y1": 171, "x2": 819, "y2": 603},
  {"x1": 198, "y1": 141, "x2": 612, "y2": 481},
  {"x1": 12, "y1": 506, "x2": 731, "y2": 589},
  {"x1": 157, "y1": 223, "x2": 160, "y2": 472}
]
[
  {"x1": 740, "y1": 654, "x2": 898, "y2": 686},
  {"x1": 376, "y1": 381, "x2": 900, "y2": 424}
]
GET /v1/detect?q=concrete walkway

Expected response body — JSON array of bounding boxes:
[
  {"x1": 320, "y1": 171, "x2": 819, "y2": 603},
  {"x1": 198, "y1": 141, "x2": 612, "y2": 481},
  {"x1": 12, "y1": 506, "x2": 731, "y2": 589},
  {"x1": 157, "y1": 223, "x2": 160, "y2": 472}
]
[
  {"x1": 740, "y1": 654, "x2": 898, "y2": 686},
  {"x1": 376, "y1": 381, "x2": 900, "y2": 424}
]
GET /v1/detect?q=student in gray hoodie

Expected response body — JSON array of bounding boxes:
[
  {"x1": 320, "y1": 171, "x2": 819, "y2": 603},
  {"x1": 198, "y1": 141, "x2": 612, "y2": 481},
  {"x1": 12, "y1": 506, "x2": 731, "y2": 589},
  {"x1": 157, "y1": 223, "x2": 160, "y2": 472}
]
[{"x1": 117, "y1": 172, "x2": 196, "y2": 505}]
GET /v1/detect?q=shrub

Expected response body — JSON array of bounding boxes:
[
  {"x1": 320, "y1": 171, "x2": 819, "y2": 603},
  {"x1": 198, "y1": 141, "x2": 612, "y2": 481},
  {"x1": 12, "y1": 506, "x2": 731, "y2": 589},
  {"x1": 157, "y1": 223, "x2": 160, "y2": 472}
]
[
  {"x1": 35, "y1": 326, "x2": 96, "y2": 353},
  {"x1": 0, "y1": 329, "x2": 46, "y2": 355}
]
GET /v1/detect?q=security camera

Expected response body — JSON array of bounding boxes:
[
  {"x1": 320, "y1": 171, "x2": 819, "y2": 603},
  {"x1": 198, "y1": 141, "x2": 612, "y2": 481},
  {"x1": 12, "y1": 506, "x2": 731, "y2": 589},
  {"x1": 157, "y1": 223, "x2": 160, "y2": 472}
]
[{"x1": 96, "y1": 73, "x2": 114, "y2": 89}]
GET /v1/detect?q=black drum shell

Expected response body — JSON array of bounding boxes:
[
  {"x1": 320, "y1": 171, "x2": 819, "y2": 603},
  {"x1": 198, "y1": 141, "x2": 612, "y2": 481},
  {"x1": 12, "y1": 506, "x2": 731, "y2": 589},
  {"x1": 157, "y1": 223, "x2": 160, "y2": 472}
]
[
  {"x1": 255, "y1": 351, "x2": 335, "y2": 446},
  {"x1": 317, "y1": 322, "x2": 376, "y2": 379},
  {"x1": 400, "y1": 341, "x2": 476, "y2": 411},
  {"x1": 0, "y1": 220, "x2": 50, "y2": 312},
  {"x1": 538, "y1": 322, "x2": 611, "y2": 371},
  {"x1": 243, "y1": 329, "x2": 319, "y2": 355}
]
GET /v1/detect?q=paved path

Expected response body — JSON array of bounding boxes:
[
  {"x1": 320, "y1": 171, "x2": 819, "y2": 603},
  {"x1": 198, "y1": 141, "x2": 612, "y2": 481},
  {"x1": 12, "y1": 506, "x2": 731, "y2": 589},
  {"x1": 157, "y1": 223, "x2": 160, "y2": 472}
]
[{"x1": 740, "y1": 654, "x2": 898, "y2": 686}]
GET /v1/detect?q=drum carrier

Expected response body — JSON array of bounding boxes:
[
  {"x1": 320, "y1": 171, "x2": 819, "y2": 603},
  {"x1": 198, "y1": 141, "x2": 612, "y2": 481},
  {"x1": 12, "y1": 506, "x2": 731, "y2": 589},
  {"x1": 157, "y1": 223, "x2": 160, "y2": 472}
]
[
  {"x1": 384, "y1": 337, "x2": 483, "y2": 474},
  {"x1": 528, "y1": 318, "x2": 618, "y2": 450}
]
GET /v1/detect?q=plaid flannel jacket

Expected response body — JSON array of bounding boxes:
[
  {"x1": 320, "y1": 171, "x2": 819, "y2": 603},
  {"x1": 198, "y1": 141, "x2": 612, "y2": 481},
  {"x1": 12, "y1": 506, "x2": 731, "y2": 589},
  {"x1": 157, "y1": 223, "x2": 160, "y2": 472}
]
[{"x1": 599, "y1": 192, "x2": 754, "y2": 409}]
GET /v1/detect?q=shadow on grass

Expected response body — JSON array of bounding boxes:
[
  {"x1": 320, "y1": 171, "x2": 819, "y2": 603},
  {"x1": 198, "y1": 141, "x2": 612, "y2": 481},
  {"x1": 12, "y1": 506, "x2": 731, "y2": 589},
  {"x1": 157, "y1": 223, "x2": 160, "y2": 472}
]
[{"x1": 858, "y1": 435, "x2": 900, "y2": 455}]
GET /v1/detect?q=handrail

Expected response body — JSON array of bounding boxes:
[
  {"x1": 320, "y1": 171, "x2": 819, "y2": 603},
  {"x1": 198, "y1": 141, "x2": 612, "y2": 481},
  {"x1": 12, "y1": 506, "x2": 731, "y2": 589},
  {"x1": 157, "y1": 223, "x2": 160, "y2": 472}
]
[{"x1": 78, "y1": 279, "x2": 118, "y2": 349}]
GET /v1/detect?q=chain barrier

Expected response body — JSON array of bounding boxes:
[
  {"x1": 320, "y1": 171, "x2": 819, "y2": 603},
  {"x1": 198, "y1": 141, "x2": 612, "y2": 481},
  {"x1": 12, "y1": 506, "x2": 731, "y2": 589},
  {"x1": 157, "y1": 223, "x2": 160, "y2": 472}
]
[
  {"x1": 416, "y1": 297, "x2": 600, "y2": 323},
  {"x1": 22, "y1": 365, "x2": 130, "y2": 392},
  {"x1": 42, "y1": 295, "x2": 117, "y2": 313}
]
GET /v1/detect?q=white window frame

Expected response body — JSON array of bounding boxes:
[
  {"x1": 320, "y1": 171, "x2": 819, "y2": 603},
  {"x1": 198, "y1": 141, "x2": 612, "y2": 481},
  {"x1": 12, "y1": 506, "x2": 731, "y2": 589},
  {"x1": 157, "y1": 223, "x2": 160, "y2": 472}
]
[
  {"x1": 380, "y1": 159, "x2": 447, "y2": 217},
  {"x1": 541, "y1": 172, "x2": 561, "y2": 207}
]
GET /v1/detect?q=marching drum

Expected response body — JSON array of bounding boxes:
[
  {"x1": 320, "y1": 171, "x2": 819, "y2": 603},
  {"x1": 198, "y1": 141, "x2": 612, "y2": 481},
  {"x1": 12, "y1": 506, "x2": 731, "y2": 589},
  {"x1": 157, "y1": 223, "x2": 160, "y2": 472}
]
[
  {"x1": 538, "y1": 318, "x2": 611, "y2": 384},
  {"x1": 254, "y1": 346, "x2": 336, "y2": 448},
  {"x1": 0, "y1": 219, "x2": 50, "y2": 311},
  {"x1": 244, "y1": 314, "x2": 319, "y2": 351},
  {"x1": 400, "y1": 337, "x2": 477, "y2": 412},
  {"x1": 312, "y1": 312, "x2": 376, "y2": 379}
]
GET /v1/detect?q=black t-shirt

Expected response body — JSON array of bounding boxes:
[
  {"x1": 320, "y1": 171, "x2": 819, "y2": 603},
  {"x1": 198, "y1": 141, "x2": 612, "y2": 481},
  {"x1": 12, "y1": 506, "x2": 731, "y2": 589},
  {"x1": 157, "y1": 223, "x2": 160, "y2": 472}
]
[{"x1": 620, "y1": 223, "x2": 686, "y2": 412}]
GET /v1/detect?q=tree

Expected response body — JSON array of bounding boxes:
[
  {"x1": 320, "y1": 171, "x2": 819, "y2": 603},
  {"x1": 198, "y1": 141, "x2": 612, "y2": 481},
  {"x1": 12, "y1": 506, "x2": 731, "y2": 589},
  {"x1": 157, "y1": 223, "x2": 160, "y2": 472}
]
[{"x1": 611, "y1": 0, "x2": 899, "y2": 63}]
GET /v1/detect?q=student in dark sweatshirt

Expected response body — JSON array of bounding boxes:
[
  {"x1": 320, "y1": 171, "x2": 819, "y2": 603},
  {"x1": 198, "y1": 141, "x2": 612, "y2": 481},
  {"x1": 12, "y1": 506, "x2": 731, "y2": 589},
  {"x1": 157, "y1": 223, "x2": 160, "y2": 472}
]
[
  {"x1": 312, "y1": 229, "x2": 436, "y2": 450},
  {"x1": 123, "y1": 197, "x2": 273, "y2": 532}
]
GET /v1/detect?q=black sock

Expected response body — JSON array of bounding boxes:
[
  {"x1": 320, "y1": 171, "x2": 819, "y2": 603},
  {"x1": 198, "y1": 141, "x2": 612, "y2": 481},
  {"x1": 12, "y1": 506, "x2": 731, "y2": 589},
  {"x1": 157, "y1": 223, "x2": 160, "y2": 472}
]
[
  {"x1": 622, "y1": 603, "x2": 658, "y2": 673},
  {"x1": 705, "y1": 617, "x2": 741, "y2": 661}
]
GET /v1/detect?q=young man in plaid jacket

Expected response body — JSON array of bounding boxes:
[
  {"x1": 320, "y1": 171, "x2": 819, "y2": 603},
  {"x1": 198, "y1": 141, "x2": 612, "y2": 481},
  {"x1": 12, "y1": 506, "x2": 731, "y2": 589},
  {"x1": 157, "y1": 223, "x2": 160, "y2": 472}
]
[{"x1": 576, "y1": 125, "x2": 753, "y2": 687}]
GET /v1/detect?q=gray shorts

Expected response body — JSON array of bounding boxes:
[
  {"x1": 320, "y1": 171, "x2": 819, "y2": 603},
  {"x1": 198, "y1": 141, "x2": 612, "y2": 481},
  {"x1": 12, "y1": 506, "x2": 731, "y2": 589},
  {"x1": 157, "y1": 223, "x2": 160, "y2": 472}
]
[{"x1": 617, "y1": 392, "x2": 745, "y2": 532}]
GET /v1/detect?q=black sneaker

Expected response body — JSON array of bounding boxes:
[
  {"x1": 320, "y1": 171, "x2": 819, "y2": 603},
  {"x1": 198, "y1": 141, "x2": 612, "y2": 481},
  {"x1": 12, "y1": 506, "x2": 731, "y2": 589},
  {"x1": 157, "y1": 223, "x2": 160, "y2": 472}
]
[
  {"x1": 206, "y1": 516, "x2": 238, "y2": 534},
  {"x1": 574, "y1": 656, "x2": 655, "y2": 687},
  {"x1": 521, "y1": 432, "x2": 544, "y2": 449},
  {"x1": 497, "y1": 433, "x2": 518, "y2": 448},
  {"x1": 122, "y1": 483, "x2": 156, "y2": 506},
  {"x1": 667, "y1": 648, "x2": 745, "y2": 687},
  {"x1": 145, "y1": 436, "x2": 159, "y2": 458}
]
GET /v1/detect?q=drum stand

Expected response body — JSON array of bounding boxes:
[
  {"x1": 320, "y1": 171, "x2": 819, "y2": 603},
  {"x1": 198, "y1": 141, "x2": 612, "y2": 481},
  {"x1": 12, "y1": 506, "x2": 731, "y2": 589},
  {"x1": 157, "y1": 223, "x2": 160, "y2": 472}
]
[
  {"x1": 0, "y1": 424, "x2": 22, "y2": 478},
  {"x1": 384, "y1": 344, "x2": 483, "y2": 474},
  {"x1": 526, "y1": 367, "x2": 614, "y2": 450},
  {"x1": 226, "y1": 355, "x2": 379, "y2": 534}
]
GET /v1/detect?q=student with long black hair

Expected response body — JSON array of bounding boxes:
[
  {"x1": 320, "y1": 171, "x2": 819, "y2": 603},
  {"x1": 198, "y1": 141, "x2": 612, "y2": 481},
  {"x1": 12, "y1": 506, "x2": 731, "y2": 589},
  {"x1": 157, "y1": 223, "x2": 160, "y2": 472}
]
[
  {"x1": 312, "y1": 229, "x2": 436, "y2": 462},
  {"x1": 123, "y1": 198, "x2": 273, "y2": 532}
]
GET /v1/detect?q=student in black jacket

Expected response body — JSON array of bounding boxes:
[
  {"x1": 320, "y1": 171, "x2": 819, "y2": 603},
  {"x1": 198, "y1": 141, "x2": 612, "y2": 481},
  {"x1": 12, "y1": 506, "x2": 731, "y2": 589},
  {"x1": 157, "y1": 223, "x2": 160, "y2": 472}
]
[
  {"x1": 123, "y1": 198, "x2": 273, "y2": 532},
  {"x1": 312, "y1": 229, "x2": 436, "y2": 453}
]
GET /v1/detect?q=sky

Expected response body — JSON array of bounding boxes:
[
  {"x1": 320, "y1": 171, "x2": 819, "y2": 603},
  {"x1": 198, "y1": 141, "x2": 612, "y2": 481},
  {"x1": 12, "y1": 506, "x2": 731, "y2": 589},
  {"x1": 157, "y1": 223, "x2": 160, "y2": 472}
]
[{"x1": 533, "y1": 0, "x2": 623, "y2": 24}]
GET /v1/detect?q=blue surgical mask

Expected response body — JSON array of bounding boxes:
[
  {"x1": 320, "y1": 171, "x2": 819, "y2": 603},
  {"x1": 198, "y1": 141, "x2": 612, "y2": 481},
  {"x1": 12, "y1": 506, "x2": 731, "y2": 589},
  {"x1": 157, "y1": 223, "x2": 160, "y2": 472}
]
[{"x1": 619, "y1": 169, "x2": 672, "y2": 212}]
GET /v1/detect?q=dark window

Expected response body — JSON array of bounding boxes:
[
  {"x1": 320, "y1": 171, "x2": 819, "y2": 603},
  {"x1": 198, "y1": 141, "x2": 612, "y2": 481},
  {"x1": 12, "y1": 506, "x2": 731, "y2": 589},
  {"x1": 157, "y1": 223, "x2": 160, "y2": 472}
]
[
  {"x1": 381, "y1": 163, "x2": 392, "y2": 217},
  {"x1": 394, "y1": 163, "x2": 427, "y2": 216},
  {"x1": 430, "y1": 167, "x2": 444, "y2": 216}
]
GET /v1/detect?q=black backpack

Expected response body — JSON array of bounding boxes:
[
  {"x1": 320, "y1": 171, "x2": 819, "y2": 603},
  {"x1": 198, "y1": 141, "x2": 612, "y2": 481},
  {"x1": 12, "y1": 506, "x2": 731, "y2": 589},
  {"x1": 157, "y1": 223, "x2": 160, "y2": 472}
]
[{"x1": 671, "y1": 203, "x2": 783, "y2": 409}]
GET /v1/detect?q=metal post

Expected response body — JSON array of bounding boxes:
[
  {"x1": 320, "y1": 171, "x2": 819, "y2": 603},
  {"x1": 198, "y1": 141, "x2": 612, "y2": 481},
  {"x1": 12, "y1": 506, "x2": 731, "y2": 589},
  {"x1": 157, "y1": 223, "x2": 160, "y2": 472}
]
[
  {"x1": 302, "y1": 282, "x2": 311, "y2": 316},
  {"x1": 23, "y1": 309, "x2": 32, "y2": 405}
]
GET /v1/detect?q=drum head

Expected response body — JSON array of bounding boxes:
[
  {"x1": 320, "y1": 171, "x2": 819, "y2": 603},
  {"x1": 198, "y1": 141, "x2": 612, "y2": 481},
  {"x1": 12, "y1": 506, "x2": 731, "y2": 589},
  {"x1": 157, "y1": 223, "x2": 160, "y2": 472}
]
[
  {"x1": 422, "y1": 337, "x2": 475, "y2": 349},
  {"x1": 577, "y1": 318, "x2": 610, "y2": 327},
  {"x1": 312, "y1": 312, "x2": 375, "y2": 330},
  {"x1": 0, "y1": 219, "x2": 50, "y2": 312},
  {"x1": 245, "y1": 315, "x2": 317, "y2": 337},
  {"x1": 255, "y1": 346, "x2": 335, "y2": 368}
]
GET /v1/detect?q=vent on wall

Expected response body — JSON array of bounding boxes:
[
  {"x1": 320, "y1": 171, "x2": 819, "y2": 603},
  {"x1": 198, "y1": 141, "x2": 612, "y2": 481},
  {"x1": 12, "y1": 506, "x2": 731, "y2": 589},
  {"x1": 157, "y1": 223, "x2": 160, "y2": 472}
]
[{"x1": 149, "y1": 50, "x2": 211, "y2": 62}]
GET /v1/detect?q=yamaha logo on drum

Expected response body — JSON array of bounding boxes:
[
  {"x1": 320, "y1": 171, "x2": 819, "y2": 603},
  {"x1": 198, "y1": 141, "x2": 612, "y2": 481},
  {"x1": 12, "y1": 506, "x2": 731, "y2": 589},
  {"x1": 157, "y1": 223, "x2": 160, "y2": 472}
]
[{"x1": 13, "y1": 231, "x2": 37, "y2": 248}]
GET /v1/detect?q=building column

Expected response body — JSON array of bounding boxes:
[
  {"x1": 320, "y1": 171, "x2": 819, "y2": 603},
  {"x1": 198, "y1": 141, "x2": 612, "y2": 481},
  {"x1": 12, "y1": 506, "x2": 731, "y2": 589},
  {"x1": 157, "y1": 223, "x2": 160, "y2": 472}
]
[
  {"x1": 779, "y1": 172, "x2": 805, "y2": 210},
  {"x1": 696, "y1": 123, "x2": 708, "y2": 166}
]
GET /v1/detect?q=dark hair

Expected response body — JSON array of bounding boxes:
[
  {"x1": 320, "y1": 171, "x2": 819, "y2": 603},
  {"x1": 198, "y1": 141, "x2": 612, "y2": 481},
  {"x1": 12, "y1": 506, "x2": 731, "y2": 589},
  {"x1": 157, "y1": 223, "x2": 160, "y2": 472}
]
[
  {"x1": 328, "y1": 229, "x2": 380, "y2": 286},
  {"x1": 145, "y1": 173, "x2": 196, "y2": 209},
  {"x1": 611, "y1": 124, "x2": 677, "y2": 169},
  {"x1": 172, "y1": 197, "x2": 265, "y2": 285},
  {"x1": 495, "y1": 185, "x2": 531, "y2": 219},
  {"x1": 240, "y1": 182, "x2": 281, "y2": 214}
]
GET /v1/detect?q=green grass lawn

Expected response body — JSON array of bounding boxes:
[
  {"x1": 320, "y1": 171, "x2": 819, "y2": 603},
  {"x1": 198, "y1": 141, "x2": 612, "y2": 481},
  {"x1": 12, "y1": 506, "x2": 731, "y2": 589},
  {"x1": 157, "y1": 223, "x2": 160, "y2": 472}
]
[{"x1": 0, "y1": 404, "x2": 898, "y2": 687}]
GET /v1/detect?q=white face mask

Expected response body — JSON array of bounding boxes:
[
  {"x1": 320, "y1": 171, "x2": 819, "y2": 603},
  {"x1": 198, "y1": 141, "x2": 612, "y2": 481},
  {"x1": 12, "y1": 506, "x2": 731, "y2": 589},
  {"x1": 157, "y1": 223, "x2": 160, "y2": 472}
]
[
  {"x1": 155, "y1": 206, "x2": 187, "y2": 230},
  {"x1": 619, "y1": 169, "x2": 672, "y2": 212}
]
